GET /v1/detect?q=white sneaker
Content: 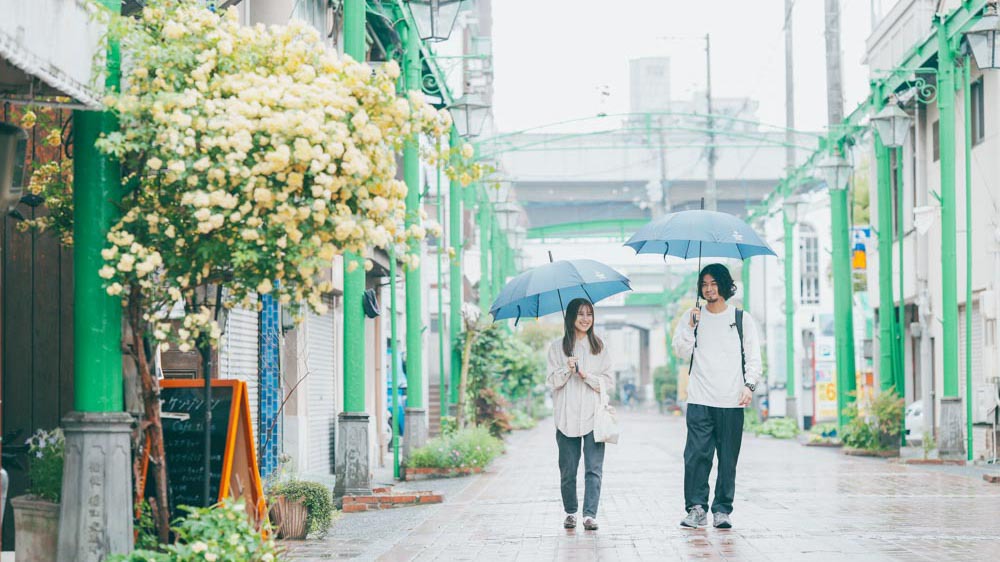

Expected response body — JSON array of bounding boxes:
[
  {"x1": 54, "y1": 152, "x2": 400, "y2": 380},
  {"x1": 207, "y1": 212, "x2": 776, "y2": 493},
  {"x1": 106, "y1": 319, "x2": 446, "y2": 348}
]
[
  {"x1": 563, "y1": 513, "x2": 577, "y2": 529},
  {"x1": 582, "y1": 516, "x2": 599, "y2": 531}
]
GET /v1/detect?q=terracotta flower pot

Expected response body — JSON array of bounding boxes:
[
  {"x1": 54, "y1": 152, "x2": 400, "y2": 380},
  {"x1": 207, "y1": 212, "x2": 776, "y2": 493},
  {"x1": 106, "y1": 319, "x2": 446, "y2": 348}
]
[
  {"x1": 269, "y1": 495, "x2": 309, "y2": 539},
  {"x1": 11, "y1": 495, "x2": 60, "y2": 562}
]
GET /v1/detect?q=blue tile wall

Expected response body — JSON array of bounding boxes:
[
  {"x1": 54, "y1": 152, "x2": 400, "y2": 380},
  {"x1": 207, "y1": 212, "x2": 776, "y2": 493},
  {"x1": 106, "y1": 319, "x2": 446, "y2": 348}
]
[{"x1": 258, "y1": 294, "x2": 281, "y2": 478}]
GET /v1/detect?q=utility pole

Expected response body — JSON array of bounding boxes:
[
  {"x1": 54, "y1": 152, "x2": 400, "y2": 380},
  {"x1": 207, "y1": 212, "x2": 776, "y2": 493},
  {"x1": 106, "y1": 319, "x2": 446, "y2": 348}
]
[
  {"x1": 704, "y1": 34, "x2": 717, "y2": 212},
  {"x1": 824, "y1": 0, "x2": 856, "y2": 431},
  {"x1": 783, "y1": 0, "x2": 798, "y2": 427}
]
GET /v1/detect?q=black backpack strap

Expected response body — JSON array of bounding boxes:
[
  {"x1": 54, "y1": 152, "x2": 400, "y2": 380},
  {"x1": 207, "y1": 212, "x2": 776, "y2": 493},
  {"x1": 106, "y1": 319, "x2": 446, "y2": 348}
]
[{"x1": 735, "y1": 308, "x2": 746, "y2": 383}]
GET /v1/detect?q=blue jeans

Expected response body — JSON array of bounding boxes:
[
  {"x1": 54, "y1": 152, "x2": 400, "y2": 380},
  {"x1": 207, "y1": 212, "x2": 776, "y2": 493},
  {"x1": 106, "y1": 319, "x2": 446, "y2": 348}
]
[{"x1": 556, "y1": 430, "x2": 605, "y2": 518}]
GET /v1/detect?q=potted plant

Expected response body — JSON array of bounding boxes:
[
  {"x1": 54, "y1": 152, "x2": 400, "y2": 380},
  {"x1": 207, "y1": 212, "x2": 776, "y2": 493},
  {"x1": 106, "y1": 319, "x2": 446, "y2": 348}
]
[
  {"x1": 267, "y1": 480, "x2": 335, "y2": 540},
  {"x1": 11, "y1": 428, "x2": 64, "y2": 562}
]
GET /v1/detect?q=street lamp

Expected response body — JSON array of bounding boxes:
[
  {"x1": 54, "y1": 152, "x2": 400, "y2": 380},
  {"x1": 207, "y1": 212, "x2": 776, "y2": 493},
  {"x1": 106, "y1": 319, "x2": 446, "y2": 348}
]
[
  {"x1": 407, "y1": 0, "x2": 465, "y2": 43},
  {"x1": 871, "y1": 102, "x2": 912, "y2": 148},
  {"x1": 0, "y1": 122, "x2": 28, "y2": 213},
  {"x1": 817, "y1": 152, "x2": 852, "y2": 191},
  {"x1": 782, "y1": 194, "x2": 808, "y2": 224},
  {"x1": 448, "y1": 94, "x2": 490, "y2": 138},
  {"x1": 964, "y1": 1, "x2": 1000, "y2": 70}
]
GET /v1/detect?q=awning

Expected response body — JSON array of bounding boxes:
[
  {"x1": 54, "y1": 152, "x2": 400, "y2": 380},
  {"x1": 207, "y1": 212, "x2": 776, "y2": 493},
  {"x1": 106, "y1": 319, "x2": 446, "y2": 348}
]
[{"x1": 0, "y1": 0, "x2": 107, "y2": 108}]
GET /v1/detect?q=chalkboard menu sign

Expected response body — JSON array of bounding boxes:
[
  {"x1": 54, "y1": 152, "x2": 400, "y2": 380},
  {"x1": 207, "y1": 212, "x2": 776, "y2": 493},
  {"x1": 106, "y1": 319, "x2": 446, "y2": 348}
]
[{"x1": 142, "y1": 380, "x2": 265, "y2": 523}]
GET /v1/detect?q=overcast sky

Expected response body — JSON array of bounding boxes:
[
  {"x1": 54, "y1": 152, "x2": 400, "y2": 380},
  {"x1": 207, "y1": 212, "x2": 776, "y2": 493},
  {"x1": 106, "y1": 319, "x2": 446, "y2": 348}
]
[{"x1": 491, "y1": 0, "x2": 880, "y2": 135}]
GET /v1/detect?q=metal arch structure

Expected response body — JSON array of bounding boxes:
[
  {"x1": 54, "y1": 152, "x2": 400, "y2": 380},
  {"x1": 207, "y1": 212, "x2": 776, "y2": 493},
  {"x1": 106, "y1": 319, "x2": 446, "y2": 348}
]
[{"x1": 474, "y1": 111, "x2": 824, "y2": 160}]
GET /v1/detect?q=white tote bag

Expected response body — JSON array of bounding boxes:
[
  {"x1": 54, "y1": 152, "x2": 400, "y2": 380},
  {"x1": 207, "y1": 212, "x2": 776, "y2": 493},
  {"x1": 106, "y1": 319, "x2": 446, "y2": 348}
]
[{"x1": 593, "y1": 379, "x2": 620, "y2": 444}]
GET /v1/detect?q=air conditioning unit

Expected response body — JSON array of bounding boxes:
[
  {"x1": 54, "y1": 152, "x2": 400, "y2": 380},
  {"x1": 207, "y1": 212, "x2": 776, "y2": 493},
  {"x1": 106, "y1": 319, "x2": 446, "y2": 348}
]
[
  {"x1": 0, "y1": 122, "x2": 28, "y2": 213},
  {"x1": 975, "y1": 379, "x2": 1000, "y2": 425}
]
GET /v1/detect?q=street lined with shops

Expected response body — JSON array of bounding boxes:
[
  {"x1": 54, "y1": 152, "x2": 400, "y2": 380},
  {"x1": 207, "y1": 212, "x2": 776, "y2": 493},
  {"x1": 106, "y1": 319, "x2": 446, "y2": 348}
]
[{"x1": 287, "y1": 411, "x2": 1000, "y2": 561}]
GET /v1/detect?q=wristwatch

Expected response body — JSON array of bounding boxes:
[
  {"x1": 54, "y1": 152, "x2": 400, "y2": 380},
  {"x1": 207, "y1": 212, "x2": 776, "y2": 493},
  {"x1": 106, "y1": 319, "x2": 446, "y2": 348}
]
[{"x1": 744, "y1": 382, "x2": 756, "y2": 392}]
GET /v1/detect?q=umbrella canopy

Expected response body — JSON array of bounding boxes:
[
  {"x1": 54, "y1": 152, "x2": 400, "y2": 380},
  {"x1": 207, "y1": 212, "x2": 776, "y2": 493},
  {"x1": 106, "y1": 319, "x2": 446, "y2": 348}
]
[
  {"x1": 489, "y1": 259, "x2": 631, "y2": 323},
  {"x1": 624, "y1": 209, "x2": 776, "y2": 260}
]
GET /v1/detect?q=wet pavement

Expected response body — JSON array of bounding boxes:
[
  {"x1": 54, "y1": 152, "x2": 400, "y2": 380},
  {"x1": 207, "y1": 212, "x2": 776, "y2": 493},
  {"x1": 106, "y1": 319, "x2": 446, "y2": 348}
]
[{"x1": 285, "y1": 410, "x2": 1000, "y2": 561}]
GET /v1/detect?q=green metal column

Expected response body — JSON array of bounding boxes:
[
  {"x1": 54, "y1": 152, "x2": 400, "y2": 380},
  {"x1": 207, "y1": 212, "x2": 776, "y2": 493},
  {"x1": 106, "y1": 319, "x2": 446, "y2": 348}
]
[
  {"x1": 478, "y1": 189, "x2": 491, "y2": 313},
  {"x1": 937, "y1": 17, "x2": 959, "y2": 398},
  {"x1": 342, "y1": 0, "x2": 366, "y2": 413},
  {"x1": 436, "y1": 159, "x2": 447, "y2": 419},
  {"x1": 896, "y1": 146, "x2": 906, "y2": 398},
  {"x1": 449, "y1": 130, "x2": 463, "y2": 405},
  {"x1": 403, "y1": 22, "x2": 424, "y2": 410},
  {"x1": 832, "y1": 148, "x2": 857, "y2": 431},
  {"x1": 389, "y1": 247, "x2": 401, "y2": 478},
  {"x1": 875, "y1": 113, "x2": 896, "y2": 392},
  {"x1": 73, "y1": 0, "x2": 122, "y2": 413},
  {"x1": 783, "y1": 210, "x2": 795, "y2": 401},
  {"x1": 963, "y1": 57, "x2": 973, "y2": 460}
]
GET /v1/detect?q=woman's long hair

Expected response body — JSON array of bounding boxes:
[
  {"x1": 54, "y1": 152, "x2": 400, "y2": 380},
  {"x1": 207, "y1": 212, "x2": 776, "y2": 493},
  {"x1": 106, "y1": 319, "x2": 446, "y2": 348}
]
[{"x1": 562, "y1": 298, "x2": 604, "y2": 357}]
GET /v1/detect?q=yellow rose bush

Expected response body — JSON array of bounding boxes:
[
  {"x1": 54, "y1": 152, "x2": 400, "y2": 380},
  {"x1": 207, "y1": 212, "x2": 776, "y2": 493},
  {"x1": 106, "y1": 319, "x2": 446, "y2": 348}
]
[{"x1": 96, "y1": 0, "x2": 453, "y2": 350}]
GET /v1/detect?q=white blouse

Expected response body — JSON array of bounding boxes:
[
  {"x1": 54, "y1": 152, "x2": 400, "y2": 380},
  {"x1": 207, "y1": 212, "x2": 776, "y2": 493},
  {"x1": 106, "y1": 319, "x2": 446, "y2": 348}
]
[{"x1": 546, "y1": 336, "x2": 613, "y2": 438}]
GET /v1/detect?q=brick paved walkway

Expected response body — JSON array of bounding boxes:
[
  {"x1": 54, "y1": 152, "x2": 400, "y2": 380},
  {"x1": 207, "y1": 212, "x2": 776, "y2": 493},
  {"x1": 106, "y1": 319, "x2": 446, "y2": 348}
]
[{"x1": 286, "y1": 411, "x2": 1000, "y2": 561}]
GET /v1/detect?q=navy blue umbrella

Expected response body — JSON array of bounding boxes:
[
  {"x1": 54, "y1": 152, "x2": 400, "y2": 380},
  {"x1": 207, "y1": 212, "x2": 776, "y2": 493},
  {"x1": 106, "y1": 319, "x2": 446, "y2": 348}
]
[
  {"x1": 624, "y1": 209, "x2": 776, "y2": 260},
  {"x1": 489, "y1": 257, "x2": 631, "y2": 324}
]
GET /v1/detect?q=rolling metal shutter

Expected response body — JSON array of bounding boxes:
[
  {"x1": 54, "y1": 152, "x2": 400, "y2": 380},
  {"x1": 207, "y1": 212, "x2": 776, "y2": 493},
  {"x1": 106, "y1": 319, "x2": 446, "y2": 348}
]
[
  {"x1": 220, "y1": 294, "x2": 260, "y2": 437},
  {"x1": 306, "y1": 296, "x2": 337, "y2": 475}
]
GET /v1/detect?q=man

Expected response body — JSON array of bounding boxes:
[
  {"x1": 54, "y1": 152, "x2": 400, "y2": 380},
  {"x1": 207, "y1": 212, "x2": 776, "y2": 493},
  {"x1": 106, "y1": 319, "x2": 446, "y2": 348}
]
[{"x1": 672, "y1": 263, "x2": 762, "y2": 529}]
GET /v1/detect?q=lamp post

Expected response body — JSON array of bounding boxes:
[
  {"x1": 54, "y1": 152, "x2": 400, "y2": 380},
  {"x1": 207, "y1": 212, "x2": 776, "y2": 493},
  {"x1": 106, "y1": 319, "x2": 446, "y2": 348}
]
[
  {"x1": 448, "y1": 94, "x2": 491, "y2": 138},
  {"x1": 964, "y1": 1, "x2": 1000, "y2": 70},
  {"x1": 335, "y1": 0, "x2": 372, "y2": 499},
  {"x1": 407, "y1": 0, "x2": 464, "y2": 43},
  {"x1": 871, "y1": 98, "x2": 912, "y2": 396},
  {"x1": 935, "y1": 15, "x2": 963, "y2": 457},
  {"x1": 448, "y1": 129, "x2": 463, "y2": 407},
  {"x1": 818, "y1": 150, "x2": 857, "y2": 431},
  {"x1": 783, "y1": 195, "x2": 807, "y2": 426}
]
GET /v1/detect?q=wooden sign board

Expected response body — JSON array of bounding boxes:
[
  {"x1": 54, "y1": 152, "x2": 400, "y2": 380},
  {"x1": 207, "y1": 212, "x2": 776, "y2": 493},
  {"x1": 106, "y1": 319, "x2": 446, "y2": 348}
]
[{"x1": 141, "y1": 379, "x2": 266, "y2": 524}]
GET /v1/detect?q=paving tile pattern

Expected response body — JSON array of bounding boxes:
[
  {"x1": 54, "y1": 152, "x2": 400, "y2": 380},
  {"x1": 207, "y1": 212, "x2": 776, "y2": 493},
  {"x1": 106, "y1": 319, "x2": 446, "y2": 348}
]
[{"x1": 286, "y1": 411, "x2": 1000, "y2": 561}]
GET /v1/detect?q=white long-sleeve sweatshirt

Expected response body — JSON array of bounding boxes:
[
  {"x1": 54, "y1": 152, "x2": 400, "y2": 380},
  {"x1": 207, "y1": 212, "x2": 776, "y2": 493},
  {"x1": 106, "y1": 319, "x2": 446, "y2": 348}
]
[
  {"x1": 547, "y1": 337, "x2": 613, "y2": 437},
  {"x1": 672, "y1": 304, "x2": 762, "y2": 408}
]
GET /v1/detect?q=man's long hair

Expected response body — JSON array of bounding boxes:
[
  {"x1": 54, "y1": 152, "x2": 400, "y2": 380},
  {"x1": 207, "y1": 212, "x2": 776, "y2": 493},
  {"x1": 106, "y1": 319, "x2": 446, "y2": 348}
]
[
  {"x1": 562, "y1": 298, "x2": 604, "y2": 357},
  {"x1": 697, "y1": 263, "x2": 737, "y2": 300}
]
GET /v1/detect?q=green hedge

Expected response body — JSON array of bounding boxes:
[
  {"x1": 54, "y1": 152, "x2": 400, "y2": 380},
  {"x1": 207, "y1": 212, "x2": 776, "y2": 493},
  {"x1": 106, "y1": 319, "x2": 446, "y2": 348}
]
[{"x1": 406, "y1": 426, "x2": 504, "y2": 470}]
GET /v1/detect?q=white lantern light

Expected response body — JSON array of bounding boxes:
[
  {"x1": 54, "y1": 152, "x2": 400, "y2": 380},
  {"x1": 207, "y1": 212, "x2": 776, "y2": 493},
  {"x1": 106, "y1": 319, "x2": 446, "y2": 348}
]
[
  {"x1": 408, "y1": 0, "x2": 465, "y2": 43},
  {"x1": 817, "y1": 152, "x2": 852, "y2": 192},
  {"x1": 448, "y1": 94, "x2": 490, "y2": 138},
  {"x1": 871, "y1": 103, "x2": 912, "y2": 148},
  {"x1": 0, "y1": 123, "x2": 28, "y2": 213},
  {"x1": 965, "y1": 4, "x2": 1000, "y2": 70}
]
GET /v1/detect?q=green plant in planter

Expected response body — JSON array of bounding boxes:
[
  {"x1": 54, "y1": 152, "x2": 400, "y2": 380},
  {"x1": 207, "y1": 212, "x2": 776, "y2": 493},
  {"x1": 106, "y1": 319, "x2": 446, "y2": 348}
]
[
  {"x1": 109, "y1": 499, "x2": 279, "y2": 561},
  {"x1": 406, "y1": 427, "x2": 504, "y2": 470},
  {"x1": 25, "y1": 428, "x2": 64, "y2": 502},
  {"x1": 871, "y1": 386, "x2": 904, "y2": 447},
  {"x1": 440, "y1": 416, "x2": 458, "y2": 436},
  {"x1": 753, "y1": 417, "x2": 799, "y2": 439},
  {"x1": 267, "y1": 480, "x2": 335, "y2": 538},
  {"x1": 922, "y1": 432, "x2": 937, "y2": 460}
]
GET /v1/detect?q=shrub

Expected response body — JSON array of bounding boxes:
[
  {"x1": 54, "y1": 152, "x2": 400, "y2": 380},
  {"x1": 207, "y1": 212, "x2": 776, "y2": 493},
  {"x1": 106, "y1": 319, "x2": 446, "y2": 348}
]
[
  {"x1": 108, "y1": 499, "x2": 279, "y2": 562},
  {"x1": 509, "y1": 409, "x2": 537, "y2": 430},
  {"x1": 267, "y1": 480, "x2": 335, "y2": 538},
  {"x1": 475, "y1": 387, "x2": 512, "y2": 437},
  {"x1": 807, "y1": 422, "x2": 839, "y2": 444},
  {"x1": 742, "y1": 409, "x2": 762, "y2": 433},
  {"x1": 25, "y1": 428, "x2": 64, "y2": 502},
  {"x1": 840, "y1": 388, "x2": 904, "y2": 451},
  {"x1": 753, "y1": 418, "x2": 799, "y2": 439},
  {"x1": 440, "y1": 416, "x2": 458, "y2": 436},
  {"x1": 406, "y1": 427, "x2": 504, "y2": 470}
]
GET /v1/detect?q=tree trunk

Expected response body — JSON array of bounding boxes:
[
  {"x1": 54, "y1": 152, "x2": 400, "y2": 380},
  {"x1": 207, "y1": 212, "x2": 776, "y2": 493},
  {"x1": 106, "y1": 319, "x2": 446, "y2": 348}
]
[
  {"x1": 456, "y1": 331, "x2": 477, "y2": 429},
  {"x1": 128, "y1": 291, "x2": 171, "y2": 543}
]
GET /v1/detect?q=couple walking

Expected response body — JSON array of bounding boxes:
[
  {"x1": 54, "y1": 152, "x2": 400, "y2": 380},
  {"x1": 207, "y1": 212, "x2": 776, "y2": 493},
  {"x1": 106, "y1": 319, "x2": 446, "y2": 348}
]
[{"x1": 545, "y1": 263, "x2": 763, "y2": 531}]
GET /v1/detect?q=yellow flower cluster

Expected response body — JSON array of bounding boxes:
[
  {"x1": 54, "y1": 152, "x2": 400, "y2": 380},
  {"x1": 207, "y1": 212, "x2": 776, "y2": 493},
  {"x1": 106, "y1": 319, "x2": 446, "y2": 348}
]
[{"x1": 97, "y1": 0, "x2": 453, "y2": 348}]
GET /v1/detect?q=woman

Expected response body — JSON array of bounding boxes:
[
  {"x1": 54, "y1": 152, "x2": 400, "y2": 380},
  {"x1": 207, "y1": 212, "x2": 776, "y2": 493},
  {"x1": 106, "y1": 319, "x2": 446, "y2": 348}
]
[{"x1": 547, "y1": 298, "x2": 613, "y2": 531}]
